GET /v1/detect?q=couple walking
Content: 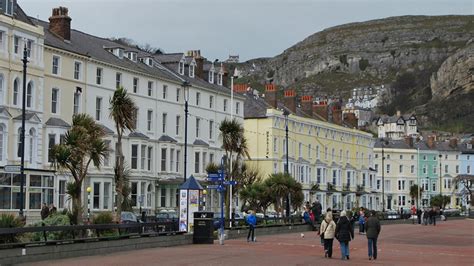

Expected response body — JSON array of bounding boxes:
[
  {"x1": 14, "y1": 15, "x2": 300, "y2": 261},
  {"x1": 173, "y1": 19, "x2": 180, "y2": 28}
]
[{"x1": 319, "y1": 210, "x2": 381, "y2": 260}]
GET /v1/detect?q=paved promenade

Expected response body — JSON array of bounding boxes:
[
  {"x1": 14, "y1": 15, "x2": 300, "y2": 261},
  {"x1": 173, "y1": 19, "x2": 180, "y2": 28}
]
[{"x1": 23, "y1": 219, "x2": 474, "y2": 266}]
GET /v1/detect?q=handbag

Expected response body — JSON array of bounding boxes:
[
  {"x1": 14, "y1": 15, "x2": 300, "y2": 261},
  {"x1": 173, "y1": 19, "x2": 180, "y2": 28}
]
[{"x1": 320, "y1": 221, "x2": 329, "y2": 240}]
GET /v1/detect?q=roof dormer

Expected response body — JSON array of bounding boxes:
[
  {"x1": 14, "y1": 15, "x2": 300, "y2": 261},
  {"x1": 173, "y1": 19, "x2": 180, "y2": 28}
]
[
  {"x1": 146, "y1": 57, "x2": 154, "y2": 67},
  {"x1": 111, "y1": 47, "x2": 124, "y2": 59},
  {"x1": 126, "y1": 51, "x2": 138, "y2": 62},
  {"x1": 0, "y1": 0, "x2": 14, "y2": 16},
  {"x1": 189, "y1": 59, "x2": 196, "y2": 78},
  {"x1": 208, "y1": 63, "x2": 215, "y2": 84},
  {"x1": 178, "y1": 56, "x2": 185, "y2": 75}
]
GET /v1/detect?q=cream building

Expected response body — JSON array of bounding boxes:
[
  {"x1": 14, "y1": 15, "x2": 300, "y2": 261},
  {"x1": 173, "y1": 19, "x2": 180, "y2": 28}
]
[{"x1": 243, "y1": 85, "x2": 376, "y2": 212}]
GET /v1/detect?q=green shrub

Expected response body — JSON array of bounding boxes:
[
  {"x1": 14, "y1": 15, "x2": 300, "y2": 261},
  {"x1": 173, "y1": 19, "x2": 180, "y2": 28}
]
[
  {"x1": 31, "y1": 213, "x2": 72, "y2": 242},
  {"x1": 93, "y1": 212, "x2": 114, "y2": 224},
  {"x1": 0, "y1": 213, "x2": 24, "y2": 244}
]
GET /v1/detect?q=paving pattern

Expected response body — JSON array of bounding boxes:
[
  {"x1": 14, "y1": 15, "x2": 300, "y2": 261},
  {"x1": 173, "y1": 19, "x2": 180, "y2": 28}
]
[{"x1": 22, "y1": 219, "x2": 474, "y2": 266}]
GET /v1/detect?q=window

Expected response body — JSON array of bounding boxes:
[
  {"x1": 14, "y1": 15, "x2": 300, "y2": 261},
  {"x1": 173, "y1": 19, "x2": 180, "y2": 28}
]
[
  {"x1": 147, "y1": 110, "x2": 153, "y2": 131},
  {"x1": 398, "y1": 195, "x2": 406, "y2": 206},
  {"x1": 432, "y1": 181, "x2": 436, "y2": 192},
  {"x1": 116, "y1": 72, "x2": 122, "y2": 88},
  {"x1": 14, "y1": 36, "x2": 19, "y2": 54},
  {"x1": 223, "y1": 99, "x2": 228, "y2": 112},
  {"x1": 196, "y1": 118, "x2": 200, "y2": 138},
  {"x1": 387, "y1": 154, "x2": 390, "y2": 159},
  {"x1": 104, "y1": 182, "x2": 111, "y2": 209},
  {"x1": 131, "y1": 144, "x2": 138, "y2": 169},
  {"x1": 217, "y1": 73, "x2": 223, "y2": 85},
  {"x1": 176, "y1": 88, "x2": 180, "y2": 102},
  {"x1": 160, "y1": 188, "x2": 166, "y2": 207},
  {"x1": 376, "y1": 179, "x2": 381, "y2": 190},
  {"x1": 196, "y1": 92, "x2": 200, "y2": 106},
  {"x1": 202, "y1": 152, "x2": 207, "y2": 174},
  {"x1": 316, "y1": 145, "x2": 320, "y2": 159},
  {"x1": 175, "y1": 116, "x2": 180, "y2": 136},
  {"x1": 162, "y1": 113, "x2": 167, "y2": 133},
  {"x1": 423, "y1": 165, "x2": 427, "y2": 174},
  {"x1": 433, "y1": 165, "x2": 437, "y2": 174},
  {"x1": 209, "y1": 120, "x2": 214, "y2": 139},
  {"x1": 209, "y1": 70, "x2": 214, "y2": 83},
  {"x1": 0, "y1": 125, "x2": 4, "y2": 161},
  {"x1": 73, "y1": 92, "x2": 80, "y2": 114},
  {"x1": 194, "y1": 152, "x2": 200, "y2": 173},
  {"x1": 399, "y1": 165, "x2": 403, "y2": 173},
  {"x1": 52, "y1": 56, "x2": 60, "y2": 74},
  {"x1": 375, "y1": 164, "x2": 379, "y2": 172},
  {"x1": 331, "y1": 148, "x2": 335, "y2": 161},
  {"x1": 13, "y1": 79, "x2": 19, "y2": 105},
  {"x1": 445, "y1": 165, "x2": 448, "y2": 174},
  {"x1": 103, "y1": 140, "x2": 110, "y2": 166},
  {"x1": 28, "y1": 175, "x2": 53, "y2": 210},
  {"x1": 411, "y1": 165, "x2": 415, "y2": 174},
  {"x1": 140, "y1": 145, "x2": 146, "y2": 170},
  {"x1": 178, "y1": 60, "x2": 185, "y2": 75},
  {"x1": 161, "y1": 148, "x2": 167, "y2": 172},
  {"x1": 148, "y1": 81, "x2": 153, "y2": 96},
  {"x1": 47, "y1": 134, "x2": 55, "y2": 163},
  {"x1": 96, "y1": 68, "x2": 102, "y2": 84},
  {"x1": 1, "y1": 0, "x2": 14, "y2": 16},
  {"x1": 209, "y1": 96, "x2": 214, "y2": 108},
  {"x1": 176, "y1": 150, "x2": 181, "y2": 172},
  {"x1": 308, "y1": 144, "x2": 312, "y2": 158},
  {"x1": 95, "y1": 97, "x2": 102, "y2": 120},
  {"x1": 423, "y1": 155, "x2": 427, "y2": 161},
  {"x1": 162, "y1": 85, "x2": 168, "y2": 99},
  {"x1": 58, "y1": 180, "x2": 66, "y2": 209},
  {"x1": 468, "y1": 165, "x2": 471, "y2": 174},
  {"x1": 131, "y1": 182, "x2": 138, "y2": 206},
  {"x1": 133, "y1": 77, "x2": 139, "y2": 93},
  {"x1": 74, "y1": 61, "x2": 81, "y2": 80},
  {"x1": 26, "y1": 82, "x2": 33, "y2": 108},
  {"x1": 51, "y1": 88, "x2": 59, "y2": 114},
  {"x1": 456, "y1": 165, "x2": 459, "y2": 174},
  {"x1": 299, "y1": 143, "x2": 303, "y2": 158},
  {"x1": 189, "y1": 62, "x2": 195, "y2": 77},
  {"x1": 93, "y1": 182, "x2": 100, "y2": 209},
  {"x1": 325, "y1": 147, "x2": 328, "y2": 160},
  {"x1": 147, "y1": 146, "x2": 153, "y2": 171},
  {"x1": 398, "y1": 180, "x2": 406, "y2": 191},
  {"x1": 236, "y1": 102, "x2": 240, "y2": 114},
  {"x1": 386, "y1": 164, "x2": 390, "y2": 174}
]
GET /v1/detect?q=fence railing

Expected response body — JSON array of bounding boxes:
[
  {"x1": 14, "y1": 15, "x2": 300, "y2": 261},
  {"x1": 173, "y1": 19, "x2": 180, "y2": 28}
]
[{"x1": 0, "y1": 221, "x2": 181, "y2": 249}]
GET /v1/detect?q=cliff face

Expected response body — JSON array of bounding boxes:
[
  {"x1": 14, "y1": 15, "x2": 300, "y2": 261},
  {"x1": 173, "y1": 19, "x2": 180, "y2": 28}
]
[{"x1": 234, "y1": 15, "x2": 474, "y2": 131}]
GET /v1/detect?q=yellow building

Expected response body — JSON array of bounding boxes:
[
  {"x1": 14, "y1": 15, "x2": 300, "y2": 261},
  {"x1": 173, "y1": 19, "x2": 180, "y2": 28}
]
[{"x1": 243, "y1": 85, "x2": 376, "y2": 211}]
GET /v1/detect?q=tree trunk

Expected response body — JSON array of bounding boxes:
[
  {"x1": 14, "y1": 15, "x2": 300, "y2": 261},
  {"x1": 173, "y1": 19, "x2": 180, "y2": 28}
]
[
  {"x1": 71, "y1": 187, "x2": 83, "y2": 225},
  {"x1": 115, "y1": 133, "x2": 124, "y2": 221}
]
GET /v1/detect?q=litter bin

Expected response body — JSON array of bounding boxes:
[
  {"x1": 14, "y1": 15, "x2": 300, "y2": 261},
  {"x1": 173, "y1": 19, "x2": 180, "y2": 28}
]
[{"x1": 193, "y1": 212, "x2": 214, "y2": 244}]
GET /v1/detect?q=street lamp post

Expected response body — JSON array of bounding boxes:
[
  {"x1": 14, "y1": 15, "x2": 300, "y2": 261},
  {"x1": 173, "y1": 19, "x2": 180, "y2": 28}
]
[
  {"x1": 381, "y1": 140, "x2": 386, "y2": 212},
  {"x1": 19, "y1": 45, "x2": 28, "y2": 218},
  {"x1": 283, "y1": 110, "x2": 290, "y2": 217},
  {"x1": 439, "y1": 154, "x2": 442, "y2": 196},
  {"x1": 183, "y1": 81, "x2": 190, "y2": 183}
]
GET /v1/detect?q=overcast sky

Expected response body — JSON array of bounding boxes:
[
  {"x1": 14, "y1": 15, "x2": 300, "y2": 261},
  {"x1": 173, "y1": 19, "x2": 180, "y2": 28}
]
[{"x1": 20, "y1": 0, "x2": 473, "y2": 61}]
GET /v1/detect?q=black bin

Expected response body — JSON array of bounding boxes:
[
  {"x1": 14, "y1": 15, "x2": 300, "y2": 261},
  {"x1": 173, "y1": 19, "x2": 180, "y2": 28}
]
[{"x1": 193, "y1": 212, "x2": 214, "y2": 244}]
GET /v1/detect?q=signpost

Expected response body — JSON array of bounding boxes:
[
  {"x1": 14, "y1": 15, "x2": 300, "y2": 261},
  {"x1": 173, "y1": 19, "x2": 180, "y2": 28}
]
[
  {"x1": 206, "y1": 156, "x2": 237, "y2": 245},
  {"x1": 4, "y1": 165, "x2": 21, "y2": 173}
]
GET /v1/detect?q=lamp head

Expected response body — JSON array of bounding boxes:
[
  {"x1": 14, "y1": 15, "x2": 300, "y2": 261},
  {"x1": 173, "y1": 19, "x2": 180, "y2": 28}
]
[{"x1": 86, "y1": 186, "x2": 92, "y2": 193}]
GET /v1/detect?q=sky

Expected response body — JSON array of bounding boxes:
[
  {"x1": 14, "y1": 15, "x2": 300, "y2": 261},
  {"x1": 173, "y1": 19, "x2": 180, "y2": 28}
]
[{"x1": 20, "y1": 0, "x2": 473, "y2": 62}]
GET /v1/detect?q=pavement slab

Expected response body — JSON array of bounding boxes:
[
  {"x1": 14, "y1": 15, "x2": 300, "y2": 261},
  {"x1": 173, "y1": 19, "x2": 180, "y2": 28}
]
[{"x1": 21, "y1": 219, "x2": 474, "y2": 266}]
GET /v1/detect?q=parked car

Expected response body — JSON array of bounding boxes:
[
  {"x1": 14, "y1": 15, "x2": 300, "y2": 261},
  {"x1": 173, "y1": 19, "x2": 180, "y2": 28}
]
[
  {"x1": 120, "y1": 211, "x2": 140, "y2": 224},
  {"x1": 386, "y1": 210, "x2": 400, "y2": 220},
  {"x1": 156, "y1": 211, "x2": 179, "y2": 231}
]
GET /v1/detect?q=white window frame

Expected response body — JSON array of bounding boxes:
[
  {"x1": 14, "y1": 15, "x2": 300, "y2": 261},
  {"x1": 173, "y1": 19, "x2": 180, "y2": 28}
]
[
  {"x1": 52, "y1": 55, "x2": 61, "y2": 75},
  {"x1": 73, "y1": 61, "x2": 82, "y2": 80},
  {"x1": 51, "y1": 88, "x2": 59, "y2": 114}
]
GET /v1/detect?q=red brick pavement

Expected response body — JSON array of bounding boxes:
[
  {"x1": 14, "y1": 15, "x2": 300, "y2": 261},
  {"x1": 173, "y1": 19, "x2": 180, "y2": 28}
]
[{"x1": 22, "y1": 219, "x2": 474, "y2": 266}]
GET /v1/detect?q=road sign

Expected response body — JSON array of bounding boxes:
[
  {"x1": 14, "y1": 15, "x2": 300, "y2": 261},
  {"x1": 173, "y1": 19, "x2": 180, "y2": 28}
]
[
  {"x1": 4, "y1": 165, "x2": 21, "y2": 173},
  {"x1": 206, "y1": 185, "x2": 220, "y2": 189},
  {"x1": 223, "y1": 180, "x2": 237, "y2": 186}
]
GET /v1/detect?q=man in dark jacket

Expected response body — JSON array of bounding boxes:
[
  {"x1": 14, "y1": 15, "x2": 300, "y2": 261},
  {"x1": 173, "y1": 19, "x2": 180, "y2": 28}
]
[
  {"x1": 40, "y1": 203, "x2": 49, "y2": 220},
  {"x1": 312, "y1": 200, "x2": 322, "y2": 223},
  {"x1": 365, "y1": 210, "x2": 381, "y2": 260},
  {"x1": 335, "y1": 210, "x2": 354, "y2": 260}
]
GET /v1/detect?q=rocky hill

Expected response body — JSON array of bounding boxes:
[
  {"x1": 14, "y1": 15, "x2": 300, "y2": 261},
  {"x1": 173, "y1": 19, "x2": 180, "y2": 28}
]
[{"x1": 232, "y1": 15, "x2": 473, "y2": 132}]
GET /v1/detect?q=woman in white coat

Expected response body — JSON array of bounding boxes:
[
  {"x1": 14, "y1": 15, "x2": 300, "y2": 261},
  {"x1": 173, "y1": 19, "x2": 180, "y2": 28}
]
[{"x1": 319, "y1": 212, "x2": 336, "y2": 258}]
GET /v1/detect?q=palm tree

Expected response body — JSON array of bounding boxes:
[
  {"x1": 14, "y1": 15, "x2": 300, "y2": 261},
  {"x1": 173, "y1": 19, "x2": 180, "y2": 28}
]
[
  {"x1": 109, "y1": 87, "x2": 137, "y2": 217},
  {"x1": 219, "y1": 118, "x2": 250, "y2": 219},
  {"x1": 409, "y1": 184, "x2": 423, "y2": 207},
  {"x1": 51, "y1": 114, "x2": 108, "y2": 224}
]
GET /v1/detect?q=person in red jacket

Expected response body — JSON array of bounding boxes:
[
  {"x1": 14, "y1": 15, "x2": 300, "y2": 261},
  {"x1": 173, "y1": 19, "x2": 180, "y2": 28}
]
[{"x1": 411, "y1": 205, "x2": 417, "y2": 224}]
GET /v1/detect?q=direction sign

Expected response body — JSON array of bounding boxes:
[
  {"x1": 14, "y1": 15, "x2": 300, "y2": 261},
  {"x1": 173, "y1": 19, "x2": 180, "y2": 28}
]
[
  {"x1": 4, "y1": 165, "x2": 21, "y2": 173},
  {"x1": 206, "y1": 185, "x2": 220, "y2": 189},
  {"x1": 208, "y1": 173, "x2": 220, "y2": 179},
  {"x1": 223, "y1": 180, "x2": 237, "y2": 186}
]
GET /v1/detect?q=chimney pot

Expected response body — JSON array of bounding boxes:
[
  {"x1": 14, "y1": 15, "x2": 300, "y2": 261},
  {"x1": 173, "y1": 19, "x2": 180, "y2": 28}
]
[
  {"x1": 283, "y1": 89, "x2": 297, "y2": 113},
  {"x1": 264, "y1": 83, "x2": 277, "y2": 108}
]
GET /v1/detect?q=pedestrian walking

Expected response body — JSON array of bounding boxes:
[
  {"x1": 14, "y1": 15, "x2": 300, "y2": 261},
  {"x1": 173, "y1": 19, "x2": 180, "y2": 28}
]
[
  {"x1": 335, "y1": 210, "x2": 354, "y2": 260},
  {"x1": 312, "y1": 200, "x2": 322, "y2": 224},
  {"x1": 416, "y1": 208, "x2": 422, "y2": 224},
  {"x1": 422, "y1": 208, "x2": 429, "y2": 225},
  {"x1": 358, "y1": 207, "x2": 365, "y2": 234},
  {"x1": 411, "y1": 205, "x2": 417, "y2": 224},
  {"x1": 429, "y1": 207, "x2": 437, "y2": 226},
  {"x1": 319, "y1": 212, "x2": 336, "y2": 258},
  {"x1": 40, "y1": 203, "x2": 49, "y2": 220},
  {"x1": 365, "y1": 210, "x2": 381, "y2": 260},
  {"x1": 246, "y1": 210, "x2": 257, "y2": 242}
]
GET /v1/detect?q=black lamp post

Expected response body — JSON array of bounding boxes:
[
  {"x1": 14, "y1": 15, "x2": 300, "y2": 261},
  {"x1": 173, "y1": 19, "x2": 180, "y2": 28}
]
[
  {"x1": 380, "y1": 139, "x2": 386, "y2": 212},
  {"x1": 439, "y1": 154, "x2": 442, "y2": 196},
  {"x1": 283, "y1": 110, "x2": 290, "y2": 217},
  {"x1": 183, "y1": 81, "x2": 190, "y2": 183},
  {"x1": 19, "y1": 45, "x2": 28, "y2": 218}
]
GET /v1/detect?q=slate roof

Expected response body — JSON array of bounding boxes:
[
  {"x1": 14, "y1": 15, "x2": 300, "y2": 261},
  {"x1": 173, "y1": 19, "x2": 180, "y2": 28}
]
[
  {"x1": 436, "y1": 141, "x2": 462, "y2": 151},
  {"x1": 193, "y1": 139, "x2": 209, "y2": 146},
  {"x1": 129, "y1": 131, "x2": 149, "y2": 139},
  {"x1": 155, "y1": 53, "x2": 183, "y2": 64},
  {"x1": 45, "y1": 117, "x2": 70, "y2": 128},
  {"x1": 13, "y1": 112, "x2": 38, "y2": 121},
  {"x1": 376, "y1": 114, "x2": 415, "y2": 124},
  {"x1": 374, "y1": 139, "x2": 414, "y2": 149},
  {"x1": 13, "y1": 3, "x2": 36, "y2": 26},
  {"x1": 158, "y1": 135, "x2": 177, "y2": 143}
]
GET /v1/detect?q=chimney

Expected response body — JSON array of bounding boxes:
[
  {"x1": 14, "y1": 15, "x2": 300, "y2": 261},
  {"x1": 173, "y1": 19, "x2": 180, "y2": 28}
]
[
  {"x1": 449, "y1": 138, "x2": 458, "y2": 148},
  {"x1": 312, "y1": 101, "x2": 328, "y2": 121},
  {"x1": 194, "y1": 51, "x2": 204, "y2": 79},
  {"x1": 49, "y1": 7, "x2": 72, "y2": 41},
  {"x1": 427, "y1": 135, "x2": 435, "y2": 149},
  {"x1": 405, "y1": 136, "x2": 414, "y2": 147},
  {"x1": 233, "y1": 84, "x2": 247, "y2": 94},
  {"x1": 264, "y1": 83, "x2": 277, "y2": 108},
  {"x1": 396, "y1": 110, "x2": 401, "y2": 117},
  {"x1": 301, "y1": 95, "x2": 313, "y2": 116},
  {"x1": 283, "y1": 89, "x2": 297, "y2": 113},
  {"x1": 329, "y1": 103, "x2": 342, "y2": 125}
]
